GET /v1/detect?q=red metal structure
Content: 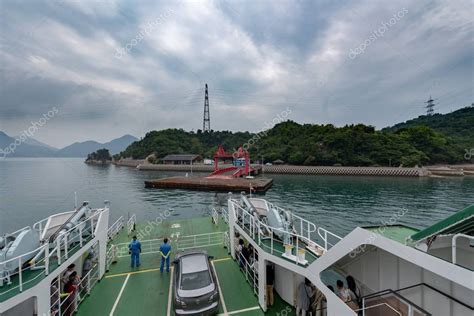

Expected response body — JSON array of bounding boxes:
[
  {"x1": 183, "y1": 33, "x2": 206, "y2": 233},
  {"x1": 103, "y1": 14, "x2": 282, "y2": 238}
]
[{"x1": 208, "y1": 145, "x2": 251, "y2": 178}]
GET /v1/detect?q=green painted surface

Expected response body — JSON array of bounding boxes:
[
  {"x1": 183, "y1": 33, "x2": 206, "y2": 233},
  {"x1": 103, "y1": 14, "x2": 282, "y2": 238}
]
[
  {"x1": 79, "y1": 276, "x2": 127, "y2": 315},
  {"x1": 410, "y1": 204, "x2": 474, "y2": 241},
  {"x1": 365, "y1": 225, "x2": 420, "y2": 244},
  {"x1": 114, "y1": 271, "x2": 170, "y2": 316},
  {"x1": 213, "y1": 259, "x2": 260, "y2": 312}
]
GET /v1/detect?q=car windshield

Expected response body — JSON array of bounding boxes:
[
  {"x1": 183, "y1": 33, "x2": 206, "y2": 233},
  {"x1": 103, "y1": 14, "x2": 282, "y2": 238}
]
[{"x1": 180, "y1": 270, "x2": 211, "y2": 290}]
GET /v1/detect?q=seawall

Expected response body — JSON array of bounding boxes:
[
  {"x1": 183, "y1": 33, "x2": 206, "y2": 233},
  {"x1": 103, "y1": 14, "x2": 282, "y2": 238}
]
[{"x1": 135, "y1": 163, "x2": 428, "y2": 177}]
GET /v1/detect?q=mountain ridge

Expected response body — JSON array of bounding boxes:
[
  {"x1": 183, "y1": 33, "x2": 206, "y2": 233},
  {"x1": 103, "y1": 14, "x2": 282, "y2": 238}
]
[{"x1": 0, "y1": 132, "x2": 138, "y2": 157}]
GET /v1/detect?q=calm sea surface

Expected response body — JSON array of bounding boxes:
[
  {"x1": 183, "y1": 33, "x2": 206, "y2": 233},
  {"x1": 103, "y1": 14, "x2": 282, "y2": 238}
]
[{"x1": 0, "y1": 158, "x2": 472, "y2": 236}]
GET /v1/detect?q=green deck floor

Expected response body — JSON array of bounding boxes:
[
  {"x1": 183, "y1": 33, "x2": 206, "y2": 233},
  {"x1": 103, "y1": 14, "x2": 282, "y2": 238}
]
[
  {"x1": 364, "y1": 225, "x2": 420, "y2": 244},
  {"x1": 78, "y1": 216, "x2": 295, "y2": 315}
]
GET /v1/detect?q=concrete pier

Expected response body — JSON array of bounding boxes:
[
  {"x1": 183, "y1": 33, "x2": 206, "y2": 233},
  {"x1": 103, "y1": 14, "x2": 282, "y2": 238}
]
[{"x1": 145, "y1": 176, "x2": 273, "y2": 193}]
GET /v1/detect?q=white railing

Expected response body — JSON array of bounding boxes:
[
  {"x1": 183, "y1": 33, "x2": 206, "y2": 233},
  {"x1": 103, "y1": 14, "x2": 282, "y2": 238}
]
[
  {"x1": 237, "y1": 251, "x2": 259, "y2": 296},
  {"x1": 358, "y1": 302, "x2": 402, "y2": 316},
  {"x1": 230, "y1": 199, "x2": 342, "y2": 265},
  {"x1": 211, "y1": 208, "x2": 219, "y2": 225},
  {"x1": 107, "y1": 216, "x2": 124, "y2": 240},
  {"x1": 221, "y1": 207, "x2": 229, "y2": 224},
  {"x1": 177, "y1": 232, "x2": 225, "y2": 250},
  {"x1": 317, "y1": 227, "x2": 342, "y2": 251},
  {"x1": 55, "y1": 263, "x2": 100, "y2": 316},
  {"x1": 245, "y1": 198, "x2": 340, "y2": 252},
  {"x1": 127, "y1": 214, "x2": 136, "y2": 236},
  {"x1": 106, "y1": 244, "x2": 118, "y2": 270},
  {"x1": 113, "y1": 232, "x2": 227, "y2": 258},
  {"x1": 232, "y1": 200, "x2": 311, "y2": 264},
  {"x1": 0, "y1": 211, "x2": 101, "y2": 298}
]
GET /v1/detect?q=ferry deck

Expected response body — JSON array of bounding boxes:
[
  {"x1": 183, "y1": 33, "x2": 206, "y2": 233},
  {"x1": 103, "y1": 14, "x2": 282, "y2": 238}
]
[{"x1": 78, "y1": 216, "x2": 295, "y2": 316}]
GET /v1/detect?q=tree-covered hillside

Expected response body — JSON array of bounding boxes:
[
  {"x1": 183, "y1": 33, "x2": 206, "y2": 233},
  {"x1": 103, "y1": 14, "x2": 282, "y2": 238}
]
[
  {"x1": 118, "y1": 106, "x2": 473, "y2": 167},
  {"x1": 383, "y1": 106, "x2": 474, "y2": 149}
]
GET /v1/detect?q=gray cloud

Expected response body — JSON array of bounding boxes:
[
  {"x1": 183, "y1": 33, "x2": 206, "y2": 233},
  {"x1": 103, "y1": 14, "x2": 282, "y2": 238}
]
[{"x1": 0, "y1": 0, "x2": 472, "y2": 147}]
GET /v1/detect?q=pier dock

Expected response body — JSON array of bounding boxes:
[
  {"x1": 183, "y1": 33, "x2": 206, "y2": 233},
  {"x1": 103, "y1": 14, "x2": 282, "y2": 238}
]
[{"x1": 144, "y1": 176, "x2": 273, "y2": 193}]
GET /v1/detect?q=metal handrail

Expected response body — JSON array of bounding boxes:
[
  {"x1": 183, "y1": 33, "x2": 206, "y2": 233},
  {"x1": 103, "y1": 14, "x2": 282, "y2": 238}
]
[
  {"x1": 230, "y1": 200, "x2": 323, "y2": 264},
  {"x1": 0, "y1": 211, "x2": 101, "y2": 295},
  {"x1": 113, "y1": 232, "x2": 226, "y2": 258},
  {"x1": 395, "y1": 283, "x2": 473, "y2": 311},
  {"x1": 107, "y1": 216, "x2": 124, "y2": 240},
  {"x1": 317, "y1": 226, "x2": 343, "y2": 251},
  {"x1": 361, "y1": 287, "x2": 431, "y2": 315},
  {"x1": 357, "y1": 302, "x2": 403, "y2": 316},
  {"x1": 211, "y1": 208, "x2": 219, "y2": 225},
  {"x1": 127, "y1": 214, "x2": 136, "y2": 235}
]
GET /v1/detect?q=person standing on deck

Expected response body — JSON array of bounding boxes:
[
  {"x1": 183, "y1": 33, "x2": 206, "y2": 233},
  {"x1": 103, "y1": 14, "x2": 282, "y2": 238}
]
[
  {"x1": 296, "y1": 278, "x2": 313, "y2": 316},
  {"x1": 160, "y1": 238, "x2": 172, "y2": 273},
  {"x1": 128, "y1": 235, "x2": 142, "y2": 268},
  {"x1": 266, "y1": 262, "x2": 275, "y2": 307}
]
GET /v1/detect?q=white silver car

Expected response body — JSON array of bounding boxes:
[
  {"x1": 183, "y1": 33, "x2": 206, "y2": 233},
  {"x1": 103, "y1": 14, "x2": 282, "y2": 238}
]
[{"x1": 173, "y1": 250, "x2": 219, "y2": 315}]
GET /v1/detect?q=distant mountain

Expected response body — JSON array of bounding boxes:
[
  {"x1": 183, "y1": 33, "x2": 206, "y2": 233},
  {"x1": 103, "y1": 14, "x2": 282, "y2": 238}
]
[
  {"x1": 383, "y1": 106, "x2": 474, "y2": 149},
  {"x1": 0, "y1": 131, "x2": 57, "y2": 157},
  {"x1": 0, "y1": 131, "x2": 138, "y2": 157},
  {"x1": 55, "y1": 135, "x2": 138, "y2": 157},
  {"x1": 19, "y1": 136, "x2": 58, "y2": 151}
]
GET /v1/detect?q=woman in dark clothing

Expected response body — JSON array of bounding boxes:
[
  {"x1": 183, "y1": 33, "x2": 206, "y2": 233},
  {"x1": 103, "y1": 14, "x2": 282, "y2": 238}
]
[{"x1": 63, "y1": 274, "x2": 78, "y2": 316}]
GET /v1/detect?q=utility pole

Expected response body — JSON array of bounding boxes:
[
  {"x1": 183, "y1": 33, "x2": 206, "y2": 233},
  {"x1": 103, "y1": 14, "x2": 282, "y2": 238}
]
[
  {"x1": 203, "y1": 83, "x2": 210, "y2": 132},
  {"x1": 425, "y1": 96, "x2": 435, "y2": 116}
]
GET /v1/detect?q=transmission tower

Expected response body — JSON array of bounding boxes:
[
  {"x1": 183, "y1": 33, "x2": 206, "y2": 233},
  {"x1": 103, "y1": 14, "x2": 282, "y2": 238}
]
[
  {"x1": 203, "y1": 83, "x2": 210, "y2": 132},
  {"x1": 425, "y1": 96, "x2": 435, "y2": 116}
]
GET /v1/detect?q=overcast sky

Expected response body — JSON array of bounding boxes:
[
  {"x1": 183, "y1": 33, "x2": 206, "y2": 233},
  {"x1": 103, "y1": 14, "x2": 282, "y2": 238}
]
[{"x1": 0, "y1": 0, "x2": 472, "y2": 147}]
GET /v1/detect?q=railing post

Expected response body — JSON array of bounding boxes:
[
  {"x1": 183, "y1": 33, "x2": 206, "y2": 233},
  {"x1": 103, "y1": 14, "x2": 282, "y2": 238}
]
[
  {"x1": 90, "y1": 215, "x2": 95, "y2": 236},
  {"x1": 87, "y1": 271, "x2": 91, "y2": 295},
  {"x1": 57, "y1": 239, "x2": 62, "y2": 264},
  {"x1": 18, "y1": 257, "x2": 23, "y2": 292},
  {"x1": 79, "y1": 225, "x2": 83, "y2": 247},
  {"x1": 45, "y1": 245, "x2": 50, "y2": 276},
  {"x1": 271, "y1": 233, "x2": 274, "y2": 254},
  {"x1": 324, "y1": 230, "x2": 328, "y2": 250},
  {"x1": 296, "y1": 237, "x2": 299, "y2": 264},
  {"x1": 64, "y1": 234, "x2": 69, "y2": 259},
  {"x1": 362, "y1": 298, "x2": 366, "y2": 316}
]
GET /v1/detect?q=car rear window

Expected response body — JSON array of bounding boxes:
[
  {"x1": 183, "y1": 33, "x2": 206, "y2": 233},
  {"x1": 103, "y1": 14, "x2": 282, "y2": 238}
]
[{"x1": 180, "y1": 270, "x2": 212, "y2": 290}]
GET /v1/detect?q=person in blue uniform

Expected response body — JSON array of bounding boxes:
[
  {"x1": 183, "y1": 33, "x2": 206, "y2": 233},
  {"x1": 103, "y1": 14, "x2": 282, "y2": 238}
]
[
  {"x1": 159, "y1": 238, "x2": 172, "y2": 273},
  {"x1": 128, "y1": 235, "x2": 141, "y2": 268}
]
